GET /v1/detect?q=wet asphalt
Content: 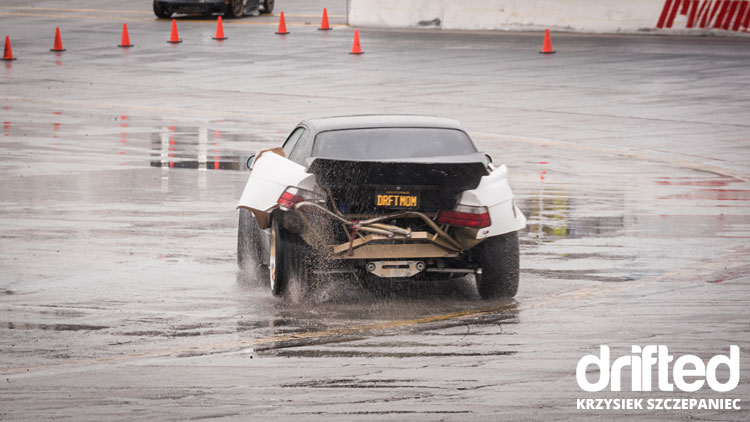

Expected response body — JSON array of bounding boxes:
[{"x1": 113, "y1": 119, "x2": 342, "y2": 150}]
[{"x1": 1, "y1": 0, "x2": 749, "y2": 420}]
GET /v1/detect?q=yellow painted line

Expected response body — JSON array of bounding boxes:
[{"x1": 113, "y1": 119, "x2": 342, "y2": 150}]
[{"x1": 0, "y1": 303, "x2": 517, "y2": 376}]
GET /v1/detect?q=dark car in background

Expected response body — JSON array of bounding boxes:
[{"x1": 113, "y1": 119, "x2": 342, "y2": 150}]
[{"x1": 153, "y1": 0, "x2": 274, "y2": 19}]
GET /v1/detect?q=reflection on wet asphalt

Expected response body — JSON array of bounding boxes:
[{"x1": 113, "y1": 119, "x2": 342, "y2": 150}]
[
  {"x1": 1, "y1": 110, "x2": 748, "y2": 330},
  {"x1": 148, "y1": 124, "x2": 259, "y2": 171},
  {"x1": 2, "y1": 110, "x2": 747, "y2": 372}
]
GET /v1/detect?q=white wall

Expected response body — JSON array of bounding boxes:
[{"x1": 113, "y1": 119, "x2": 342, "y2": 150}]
[{"x1": 348, "y1": 0, "x2": 750, "y2": 36}]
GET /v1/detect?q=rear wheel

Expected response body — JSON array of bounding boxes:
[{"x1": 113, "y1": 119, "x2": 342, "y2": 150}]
[
  {"x1": 269, "y1": 217, "x2": 319, "y2": 299},
  {"x1": 269, "y1": 218, "x2": 304, "y2": 296},
  {"x1": 475, "y1": 231, "x2": 520, "y2": 299},
  {"x1": 237, "y1": 208, "x2": 264, "y2": 270},
  {"x1": 153, "y1": 0, "x2": 171, "y2": 18},
  {"x1": 226, "y1": 0, "x2": 245, "y2": 18},
  {"x1": 262, "y1": 0, "x2": 275, "y2": 14},
  {"x1": 268, "y1": 218, "x2": 287, "y2": 295}
]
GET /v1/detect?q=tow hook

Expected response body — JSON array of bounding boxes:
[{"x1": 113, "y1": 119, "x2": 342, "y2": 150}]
[{"x1": 366, "y1": 261, "x2": 426, "y2": 278}]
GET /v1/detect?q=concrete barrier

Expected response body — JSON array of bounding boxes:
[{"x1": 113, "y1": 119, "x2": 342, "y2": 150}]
[{"x1": 347, "y1": 0, "x2": 750, "y2": 36}]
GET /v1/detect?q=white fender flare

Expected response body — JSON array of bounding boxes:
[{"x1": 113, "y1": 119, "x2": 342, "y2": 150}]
[{"x1": 456, "y1": 165, "x2": 526, "y2": 239}]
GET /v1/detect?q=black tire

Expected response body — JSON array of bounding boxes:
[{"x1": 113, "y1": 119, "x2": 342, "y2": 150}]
[
  {"x1": 269, "y1": 217, "x2": 319, "y2": 298},
  {"x1": 262, "y1": 0, "x2": 275, "y2": 14},
  {"x1": 153, "y1": 1, "x2": 171, "y2": 18},
  {"x1": 237, "y1": 208, "x2": 264, "y2": 270},
  {"x1": 226, "y1": 0, "x2": 245, "y2": 18},
  {"x1": 269, "y1": 218, "x2": 292, "y2": 296},
  {"x1": 475, "y1": 231, "x2": 520, "y2": 299}
]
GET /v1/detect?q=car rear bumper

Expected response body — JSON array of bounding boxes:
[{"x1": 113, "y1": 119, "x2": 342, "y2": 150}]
[
  {"x1": 264, "y1": 205, "x2": 492, "y2": 280},
  {"x1": 330, "y1": 232, "x2": 461, "y2": 260}
]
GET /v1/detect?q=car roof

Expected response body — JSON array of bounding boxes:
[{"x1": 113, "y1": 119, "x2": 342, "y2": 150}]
[{"x1": 300, "y1": 115, "x2": 465, "y2": 134}]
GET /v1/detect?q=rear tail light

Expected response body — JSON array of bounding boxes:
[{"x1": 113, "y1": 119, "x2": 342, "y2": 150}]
[
  {"x1": 436, "y1": 204, "x2": 491, "y2": 228},
  {"x1": 277, "y1": 187, "x2": 324, "y2": 209}
]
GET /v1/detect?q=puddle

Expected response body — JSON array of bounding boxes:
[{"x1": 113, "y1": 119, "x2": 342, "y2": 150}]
[
  {"x1": 148, "y1": 124, "x2": 270, "y2": 171},
  {"x1": 238, "y1": 299, "x2": 520, "y2": 355},
  {"x1": 654, "y1": 175, "x2": 743, "y2": 188},
  {"x1": 525, "y1": 215, "x2": 625, "y2": 239},
  {"x1": 281, "y1": 378, "x2": 482, "y2": 392},
  {"x1": 653, "y1": 175, "x2": 750, "y2": 202},
  {"x1": 269, "y1": 350, "x2": 517, "y2": 358},
  {"x1": 38, "y1": 309, "x2": 88, "y2": 318},
  {"x1": 2, "y1": 322, "x2": 108, "y2": 331},
  {"x1": 519, "y1": 189, "x2": 625, "y2": 240},
  {"x1": 523, "y1": 269, "x2": 633, "y2": 283},
  {"x1": 150, "y1": 160, "x2": 244, "y2": 170},
  {"x1": 659, "y1": 189, "x2": 750, "y2": 201}
]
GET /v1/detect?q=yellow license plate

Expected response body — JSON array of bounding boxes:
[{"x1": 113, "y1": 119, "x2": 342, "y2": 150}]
[{"x1": 375, "y1": 190, "x2": 419, "y2": 209}]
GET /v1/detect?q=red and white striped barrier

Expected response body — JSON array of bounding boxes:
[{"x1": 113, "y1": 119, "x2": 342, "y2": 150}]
[{"x1": 658, "y1": 0, "x2": 750, "y2": 32}]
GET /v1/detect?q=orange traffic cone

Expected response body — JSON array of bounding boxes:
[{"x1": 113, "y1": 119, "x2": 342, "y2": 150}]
[
  {"x1": 51, "y1": 27, "x2": 65, "y2": 52},
  {"x1": 349, "y1": 29, "x2": 363, "y2": 54},
  {"x1": 2, "y1": 36, "x2": 16, "y2": 61},
  {"x1": 118, "y1": 23, "x2": 133, "y2": 47},
  {"x1": 213, "y1": 16, "x2": 227, "y2": 40},
  {"x1": 540, "y1": 29, "x2": 555, "y2": 54},
  {"x1": 275, "y1": 12, "x2": 289, "y2": 35},
  {"x1": 319, "y1": 8, "x2": 332, "y2": 31},
  {"x1": 167, "y1": 19, "x2": 182, "y2": 43}
]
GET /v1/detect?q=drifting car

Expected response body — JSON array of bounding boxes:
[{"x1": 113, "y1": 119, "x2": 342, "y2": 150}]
[
  {"x1": 153, "y1": 0, "x2": 274, "y2": 18},
  {"x1": 237, "y1": 115, "x2": 526, "y2": 298}
]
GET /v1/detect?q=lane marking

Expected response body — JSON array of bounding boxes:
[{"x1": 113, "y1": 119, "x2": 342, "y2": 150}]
[{"x1": 0, "y1": 304, "x2": 517, "y2": 376}]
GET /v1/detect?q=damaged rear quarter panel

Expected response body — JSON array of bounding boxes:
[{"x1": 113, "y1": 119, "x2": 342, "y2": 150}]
[
  {"x1": 457, "y1": 165, "x2": 527, "y2": 239},
  {"x1": 236, "y1": 151, "x2": 318, "y2": 229}
]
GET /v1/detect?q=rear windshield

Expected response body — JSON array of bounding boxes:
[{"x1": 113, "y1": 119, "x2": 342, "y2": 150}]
[{"x1": 312, "y1": 128, "x2": 476, "y2": 160}]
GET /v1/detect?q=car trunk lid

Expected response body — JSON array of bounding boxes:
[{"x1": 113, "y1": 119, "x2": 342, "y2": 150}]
[{"x1": 306, "y1": 154, "x2": 490, "y2": 213}]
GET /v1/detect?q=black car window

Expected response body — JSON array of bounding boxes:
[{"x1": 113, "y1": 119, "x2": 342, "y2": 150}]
[
  {"x1": 312, "y1": 128, "x2": 476, "y2": 160},
  {"x1": 282, "y1": 127, "x2": 305, "y2": 158},
  {"x1": 288, "y1": 129, "x2": 313, "y2": 165}
]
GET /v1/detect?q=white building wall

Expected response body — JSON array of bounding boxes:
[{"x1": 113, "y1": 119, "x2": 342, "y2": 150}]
[{"x1": 348, "y1": 0, "x2": 750, "y2": 36}]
